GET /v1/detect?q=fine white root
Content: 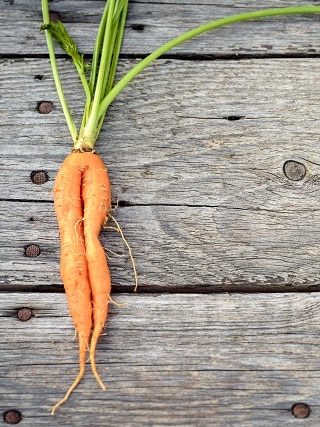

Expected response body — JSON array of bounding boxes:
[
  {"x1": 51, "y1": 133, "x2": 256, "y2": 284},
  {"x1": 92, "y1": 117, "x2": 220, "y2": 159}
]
[{"x1": 108, "y1": 212, "x2": 138, "y2": 292}]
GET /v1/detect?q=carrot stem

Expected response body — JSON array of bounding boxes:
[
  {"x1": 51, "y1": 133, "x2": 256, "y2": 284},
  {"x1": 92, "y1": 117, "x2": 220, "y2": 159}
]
[
  {"x1": 97, "y1": 5, "x2": 320, "y2": 121},
  {"x1": 80, "y1": 0, "x2": 128, "y2": 148},
  {"x1": 41, "y1": 0, "x2": 77, "y2": 143}
]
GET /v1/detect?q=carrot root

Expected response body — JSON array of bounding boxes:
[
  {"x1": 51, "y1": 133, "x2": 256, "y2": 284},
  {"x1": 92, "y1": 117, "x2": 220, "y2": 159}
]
[
  {"x1": 90, "y1": 329, "x2": 107, "y2": 391},
  {"x1": 108, "y1": 212, "x2": 138, "y2": 292},
  {"x1": 51, "y1": 363, "x2": 86, "y2": 415},
  {"x1": 53, "y1": 152, "x2": 112, "y2": 411}
]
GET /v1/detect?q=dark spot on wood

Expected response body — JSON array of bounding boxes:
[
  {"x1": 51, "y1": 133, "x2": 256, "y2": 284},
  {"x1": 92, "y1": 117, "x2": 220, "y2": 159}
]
[
  {"x1": 34, "y1": 75, "x2": 44, "y2": 80},
  {"x1": 24, "y1": 244, "x2": 41, "y2": 258},
  {"x1": 3, "y1": 410, "x2": 22, "y2": 424},
  {"x1": 17, "y1": 308, "x2": 32, "y2": 321},
  {"x1": 117, "y1": 200, "x2": 132, "y2": 207},
  {"x1": 37, "y1": 101, "x2": 53, "y2": 114},
  {"x1": 28, "y1": 217, "x2": 34, "y2": 222},
  {"x1": 291, "y1": 403, "x2": 311, "y2": 418},
  {"x1": 283, "y1": 160, "x2": 306, "y2": 181},
  {"x1": 49, "y1": 11, "x2": 61, "y2": 22},
  {"x1": 30, "y1": 170, "x2": 49, "y2": 185},
  {"x1": 223, "y1": 115, "x2": 245, "y2": 121},
  {"x1": 131, "y1": 24, "x2": 145, "y2": 31}
]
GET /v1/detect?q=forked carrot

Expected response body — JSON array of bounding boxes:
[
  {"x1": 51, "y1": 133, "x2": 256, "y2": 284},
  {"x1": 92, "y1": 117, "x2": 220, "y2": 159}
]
[
  {"x1": 52, "y1": 151, "x2": 111, "y2": 413},
  {"x1": 41, "y1": 0, "x2": 320, "y2": 413}
]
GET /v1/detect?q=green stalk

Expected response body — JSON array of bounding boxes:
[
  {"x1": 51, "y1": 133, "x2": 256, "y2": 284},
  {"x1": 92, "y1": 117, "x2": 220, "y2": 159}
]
[
  {"x1": 41, "y1": 0, "x2": 77, "y2": 143},
  {"x1": 89, "y1": 1, "x2": 110, "y2": 95},
  {"x1": 42, "y1": 3, "x2": 320, "y2": 151},
  {"x1": 97, "y1": 6, "x2": 320, "y2": 122},
  {"x1": 96, "y1": 0, "x2": 129, "y2": 137},
  {"x1": 78, "y1": 0, "x2": 116, "y2": 148},
  {"x1": 79, "y1": 0, "x2": 128, "y2": 140}
]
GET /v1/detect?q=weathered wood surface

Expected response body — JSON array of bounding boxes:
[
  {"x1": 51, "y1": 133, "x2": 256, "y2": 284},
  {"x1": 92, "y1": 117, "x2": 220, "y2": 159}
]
[
  {"x1": 1, "y1": 56, "x2": 320, "y2": 291},
  {"x1": 2, "y1": 292, "x2": 320, "y2": 426},
  {"x1": 2, "y1": 0, "x2": 320, "y2": 56},
  {"x1": 2, "y1": 0, "x2": 320, "y2": 425},
  {"x1": 2, "y1": 199, "x2": 320, "y2": 293}
]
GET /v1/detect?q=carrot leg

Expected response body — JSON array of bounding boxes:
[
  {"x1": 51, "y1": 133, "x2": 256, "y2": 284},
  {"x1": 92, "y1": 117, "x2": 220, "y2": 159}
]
[
  {"x1": 53, "y1": 153, "x2": 93, "y2": 411},
  {"x1": 51, "y1": 358, "x2": 86, "y2": 415},
  {"x1": 81, "y1": 153, "x2": 111, "y2": 389},
  {"x1": 52, "y1": 152, "x2": 112, "y2": 410},
  {"x1": 86, "y1": 238, "x2": 111, "y2": 390}
]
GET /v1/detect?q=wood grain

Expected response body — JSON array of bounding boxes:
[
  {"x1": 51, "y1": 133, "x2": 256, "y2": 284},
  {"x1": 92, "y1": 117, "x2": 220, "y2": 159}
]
[
  {"x1": 1, "y1": 57, "x2": 320, "y2": 207},
  {"x1": 2, "y1": 1, "x2": 320, "y2": 425},
  {"x1": 1, "y1": 0, "x2": 320, "y2": 56},
  {"x1": 2, "y1": 57, "x2": 320, "y2": 292},
  {"x1": 1, "y1": 292, "x2": 320, "y2": 426},
  {"x1": 2, "y1": 198, "x2": 320, "y2": 292}
]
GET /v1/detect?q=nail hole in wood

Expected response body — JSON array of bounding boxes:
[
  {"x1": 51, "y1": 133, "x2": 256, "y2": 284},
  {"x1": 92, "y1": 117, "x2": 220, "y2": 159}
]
[
  {"x1": 131, "y1": 23, "x2": 145, "y2": 31},
  {"x1": 17, "y1": 308, "x2": 32, "y2": 321},
  {"x1": 223, "y1": 115, "x2": 245, "y2": 121},
  {"x1": 34, "y1": 74, "x2": 44, "y2": 80},
  {"x1": 291, "y1": 403, "x2": 311, "y2": 418},
  {"x1": 283, "y1": 160, "x2": 306, "y2": 181},
  {"x1": 30, "y1": 170, "x2": 49, "y2": 185},
  {"x1": 24, "y1": 244, "x2": 41, "y2": 258},
  {"x1": 3, "y1": 410, "x2": 22, "y2": 424},
  {"x1": 37, "y1": 101, "x2": 53, "y2": 114}
]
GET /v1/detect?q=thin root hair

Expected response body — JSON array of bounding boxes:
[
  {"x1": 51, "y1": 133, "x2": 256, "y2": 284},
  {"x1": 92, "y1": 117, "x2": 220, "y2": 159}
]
[{"x1": 108, "y1": 212, "x2": 138, "y2": 292}]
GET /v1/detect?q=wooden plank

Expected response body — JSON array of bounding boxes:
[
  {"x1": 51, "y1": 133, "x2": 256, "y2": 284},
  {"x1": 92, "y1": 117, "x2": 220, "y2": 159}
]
[
  {"x1": 1, "y1": 292, "x2": 320, "y2": 425},
  {"x1": 1, "y1": 1, "x2": 320, "y2": 56},
  {"x1": 2, "y1": 57, "x2": 320, "y2": 291},
  {"x1": 2, "y1": 57, "x2": 320, "y2": 206},
  {"x1": 3, "y1": 2, "x2": 320, "y2": 426},
  {"x1": 1, "y1": 199, "x2": 320, "y2": 292}
]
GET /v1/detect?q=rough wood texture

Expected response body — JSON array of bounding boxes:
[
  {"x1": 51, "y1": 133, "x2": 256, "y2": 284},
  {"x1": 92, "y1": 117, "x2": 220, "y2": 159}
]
[
  {"x1": 2, "y1": 0, "x2": 320, "y2": 425},
  {"x1": 2, "y1": 199, "x2": 320, "y2": 293},
  {"x1": 1, "y1": 292, "x2": 320, "y2": 426},
  {"x1": 1, "y1": 56, "x2": 320, "y2": 291},
  {"x1": 2, "y1": 0, "x2": 320, "y2": 56}
]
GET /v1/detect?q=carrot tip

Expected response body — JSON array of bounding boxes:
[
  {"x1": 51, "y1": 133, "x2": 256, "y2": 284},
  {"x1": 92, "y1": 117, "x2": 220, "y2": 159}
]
[
  {"x1": 90, "y1": 337, "x2": 106, "y2": 390},
  {"x1": 51, "y1": 364, "x2": 86, "y2": 415},
  {"x1": 91, "y1": 356, "x2": 106, "y2": 390}
]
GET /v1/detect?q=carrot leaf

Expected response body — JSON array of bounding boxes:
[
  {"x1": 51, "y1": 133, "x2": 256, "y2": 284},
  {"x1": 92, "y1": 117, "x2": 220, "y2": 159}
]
[
  {"x1": 41, "y1": 21, "x2": 89, "y2": 73},
  {"x1": 41, "y1": 2, "x2": 320, "y2": 150}
]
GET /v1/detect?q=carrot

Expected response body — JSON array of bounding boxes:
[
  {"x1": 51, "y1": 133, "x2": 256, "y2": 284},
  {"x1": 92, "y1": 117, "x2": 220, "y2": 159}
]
[
  {"x1": 51, "y1": 151, "x2": 111, "y2": 414},
  {"x1": 41, "y1": 0, "x2": 320, "y2": 414},
  {"x1": 81, "y1": 152, "x2": 112, "y2": 388},
  {"x1": 52, "y1": 152, "x2": 92, "y2": 413}
]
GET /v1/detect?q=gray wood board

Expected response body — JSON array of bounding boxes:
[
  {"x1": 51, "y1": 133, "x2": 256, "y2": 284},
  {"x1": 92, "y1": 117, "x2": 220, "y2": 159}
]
[
  {"x1": 1, "y1": 57, "x2": 320, "y2": 207},
  {"x1": 2, "y1": 0, "x2": 320, "y2": 56},
  {"x1": 1, "y1": 199, "x2": 320, "y2": 292},
  {"x1": 2, "y1": 56, "x2": 320, "y2": 291},
  {"x1": 1, "y1": 291, "x2": 320, "y2": 426}
]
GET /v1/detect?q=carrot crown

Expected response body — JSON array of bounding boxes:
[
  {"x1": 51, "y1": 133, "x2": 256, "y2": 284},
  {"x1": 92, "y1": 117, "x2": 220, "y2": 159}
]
[{"x1": 41, "y1": 2, "x2": 320, "y2": 150}]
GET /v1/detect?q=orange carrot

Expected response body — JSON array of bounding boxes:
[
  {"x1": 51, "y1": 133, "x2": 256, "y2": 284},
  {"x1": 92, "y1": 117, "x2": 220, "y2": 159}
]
[
  {"x1": 52, "y1": 151, "x2": 111, "y2": 414},
  {"x1": 81, "y1": 152, "x2": 111, "y2": 388},
  {"x1": 41, "y1": 0, "x2": 320, "y2": 415}
]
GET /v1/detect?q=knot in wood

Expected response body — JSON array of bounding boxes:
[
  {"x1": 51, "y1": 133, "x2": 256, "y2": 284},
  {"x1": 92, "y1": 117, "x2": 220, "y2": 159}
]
[{"x1": 283, "y1": 160, "x2": 306, "y2": 181}]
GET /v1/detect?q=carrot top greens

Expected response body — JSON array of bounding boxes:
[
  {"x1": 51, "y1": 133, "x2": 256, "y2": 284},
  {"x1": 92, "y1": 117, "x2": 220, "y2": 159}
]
[{"x1": 41, "y1": 2, "x2": 320, "y2": 151}]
